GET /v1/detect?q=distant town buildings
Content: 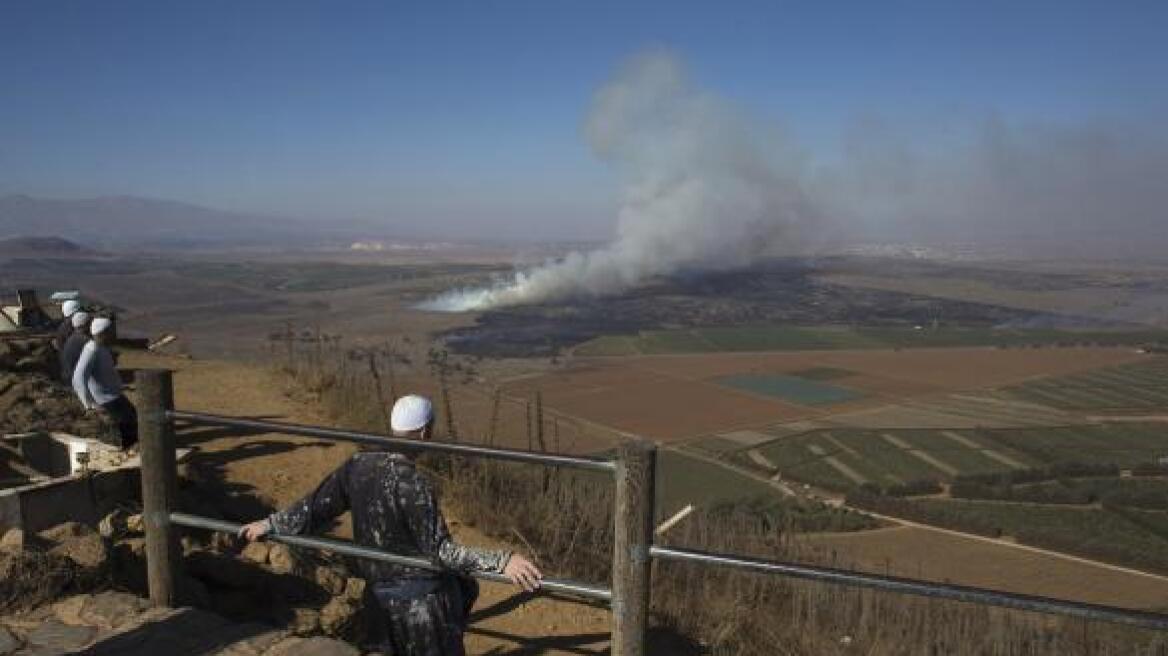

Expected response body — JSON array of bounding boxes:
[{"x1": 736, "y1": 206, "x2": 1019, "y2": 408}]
[{"x1": 349, "y1": 240, "x2": 458, "y2": 252}]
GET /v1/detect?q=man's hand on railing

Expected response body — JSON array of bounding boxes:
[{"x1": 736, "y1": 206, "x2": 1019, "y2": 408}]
[
  {"x1": 503, "y1": 554, "x2": 543, "y2": 592},
  {"x1": 238, "y1": 519, "x2": 272, "y2": 542}
]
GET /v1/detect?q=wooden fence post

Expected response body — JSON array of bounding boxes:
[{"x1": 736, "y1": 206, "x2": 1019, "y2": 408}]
[
  {"x1": 138, "y1": 369, "x2": 181, "y2": 607},
  {"x1": 612, "y1": 439, "x2": 657, "y2": 656}
]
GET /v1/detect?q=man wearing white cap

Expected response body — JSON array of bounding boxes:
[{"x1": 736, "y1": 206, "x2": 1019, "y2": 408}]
[
  {"x1": 72, "y1": 316, "x2": 138, "y2": 449},
  {"x1": 52, "y1": 299, "x2": 82, "y2": 351},
  {"x1": 59, "y1": 310, "x2": 91, "y2": 384},
  {"x1": 239, "y1": 394, "x2": 543, "y2": 655}
]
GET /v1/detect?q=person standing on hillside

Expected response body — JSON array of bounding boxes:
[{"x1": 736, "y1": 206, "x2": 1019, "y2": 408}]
[
  {"x1": 59, "y1": 310, "x2": 91, "y2": 384},
  {"x1": 52, "y1": 299, "x2": 81, "y2": 350},
  {"x1": 238, "y1": 394, "x2": 543, "y2": 656},
  {"x1": 72, "y1": 316, "x2": 138, "y2": 449}
]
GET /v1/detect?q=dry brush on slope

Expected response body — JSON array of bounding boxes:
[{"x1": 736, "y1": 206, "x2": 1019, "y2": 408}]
[{"x1": 275, "y1": 339, "x2": 1168, "y2": 655}]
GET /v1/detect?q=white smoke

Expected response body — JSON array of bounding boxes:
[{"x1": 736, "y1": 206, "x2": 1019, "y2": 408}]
[{"x1": 421, "y1": 51, "x2": 816, "y2": 312}]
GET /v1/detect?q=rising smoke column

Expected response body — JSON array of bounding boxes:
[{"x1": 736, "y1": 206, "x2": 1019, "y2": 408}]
[{"x1": 422, "y1": 51, "x2": 816, "y2": 312}]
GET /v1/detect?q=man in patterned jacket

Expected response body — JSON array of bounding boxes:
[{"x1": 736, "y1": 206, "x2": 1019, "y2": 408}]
[{"x1": 238, "y1": 394, "x2": 542, "y2": 655}]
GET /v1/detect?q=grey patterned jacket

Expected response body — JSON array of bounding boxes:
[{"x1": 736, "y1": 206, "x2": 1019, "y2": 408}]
[{"x1": 268, "y1": 450, "x2": 510, "y2": 583}]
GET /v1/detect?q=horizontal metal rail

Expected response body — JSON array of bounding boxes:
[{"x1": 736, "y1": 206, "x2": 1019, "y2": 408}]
[
  {"x1": 170, "y1": 512, "x2": 612, "y2": 602},
  {"x1": 169, "y1": 410, "x2": 615, "y2": 473},
  {"x1": 651, "y1": 545, "x2": 1168, "y2": 632}
]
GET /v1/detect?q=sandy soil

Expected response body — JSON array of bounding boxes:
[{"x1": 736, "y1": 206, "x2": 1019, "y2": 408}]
[{"x1": 120, "y1": 350, "x2": 614, "y2": 655}]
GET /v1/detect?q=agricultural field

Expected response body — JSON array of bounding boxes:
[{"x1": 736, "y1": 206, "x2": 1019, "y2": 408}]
[
  {"x1": 715, "y1": 373, "x2": 866, "y2": 405},
  {"x1": 654, "y1": 450, "x2": 877, "y2": 534},
  {"x1": 517, "y1": 329, "x2": 1168, "y2": 583},
  {"x1": 1003, "y1": 357, "x2": 1168, "y2": 413},
  {"x1": 977, "y1": 424, "x2": 1168, "y2": 468},
  {"x1": 798, "y1": 525, "x2": 1168, "y2": 610},
  {"x1": 656, "y1": 450, "x2": 779, "y2": 516},
  {"x1": 624, "y1": 346, "x2": 1146, "y2": 392},
  {"x1": 951, "y1": 475, "x2": 1168, "y2": 507},
  {"x1": 853, "y1": 497, "x2": 1168, "y2": 576},
  {"x1": 749, "y1": 428, "x2": 1036, "y2": 491},
  {"x1": 820, "y1": 393, "x2": 1080, "y2": 429},
  {"x1": 574, "y1": 324, "x2": 1168, "y2": 356},
  {"x1": 748, "y1": 424, "x2": 1168, "y2": 493},
  {"x1": 509, "y1": 347, "x2": 1148, "y2": 441}
]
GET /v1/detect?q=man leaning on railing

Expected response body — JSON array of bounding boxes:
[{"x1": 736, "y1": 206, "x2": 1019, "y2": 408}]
[{"x1": 239, "y1": 394, "x2": 543, "y2": 656}]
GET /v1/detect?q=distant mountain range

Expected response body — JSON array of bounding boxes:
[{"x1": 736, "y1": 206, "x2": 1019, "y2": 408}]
[
  {"x1": 0, "y1": 194, "x2": 369, "y2": 250},
  {"x1": 0, "y1": 236, "x2": 91, "y2": 256}
]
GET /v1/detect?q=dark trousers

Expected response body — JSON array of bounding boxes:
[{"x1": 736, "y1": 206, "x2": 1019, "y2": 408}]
[
  {"x1": 100, "y1": 395, "x2": 138, "y2": 449},
  {"x1": 363, "y1": 576, "x2": 478, "y2": 656}
]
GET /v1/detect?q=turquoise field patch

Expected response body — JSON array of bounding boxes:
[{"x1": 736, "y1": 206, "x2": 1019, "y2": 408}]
[{"x1": 717, "y1": 374, "x2": 865, "y2": 406}]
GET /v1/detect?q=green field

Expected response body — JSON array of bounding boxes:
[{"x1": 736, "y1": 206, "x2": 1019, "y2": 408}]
[
  {"x1": 716, "y1": 374, "x2": 864, "y2": 405},
  {"x1": 655, "y1": 450, "x2": 876, "y2": 532},
  {"x1": 656, "y1": 450, "x2": 781, "y2": 516},
  {"x1": 637, "y1": 330, "x2": 716, "y2": 354},
  {"x1": 978, "y1": 424, "x2": 1168, "y2": 467},
  {"x1": 573, "y1": 335, "x2": 641, "y2": 356},
  {"x1": 574, "y1": 325, "x2": 1168, "y2": 356},
  {"x1": 752, "y1": 424, "x2": 1046, "y2": 490},
  {"x1": 952, "y1": 475, "x2": 1168, "y2": 507},
  {"x1": 890, "y1": 498, "x2": 1168, "y2": 574},
  {"x1": 753, "y1": 424, "x2": 1168, "y2": 494},
  {"x1": 1004, "y1": 358, "x2": 1168, "y2": 413}
]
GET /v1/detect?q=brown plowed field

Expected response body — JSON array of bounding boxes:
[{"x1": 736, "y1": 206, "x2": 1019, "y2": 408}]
[
  {"x1": 627, "y1": 347, "x2": 1145, "y2": 390},
  {"x1": 510, "y1": 347, "x2": 1147, "y2": 441},
  {"x1": 543, "y1": 379, "x2": 811, "y2": 440},
  {"x1": 509, "y1": 366, "x2": 812, "y2": 440}
]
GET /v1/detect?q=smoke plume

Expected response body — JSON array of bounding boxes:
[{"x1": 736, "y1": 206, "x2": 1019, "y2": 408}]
[
  {"x1": 423, "y1": 52, "x2": 1168, "y2": 312},
  {"x1": 421, "y1": 51, "x2": 816, "y2": 312}
]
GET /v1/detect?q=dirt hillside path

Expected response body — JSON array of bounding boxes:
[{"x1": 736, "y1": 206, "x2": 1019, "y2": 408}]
[{"x1": 123, "y1": 351, "x2": 612, "y2": 655}]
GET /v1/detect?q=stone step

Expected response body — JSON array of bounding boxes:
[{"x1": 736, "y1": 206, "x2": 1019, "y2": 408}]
[{"x1": 0, "y1": 592, "x2": 364, "y2": 656}]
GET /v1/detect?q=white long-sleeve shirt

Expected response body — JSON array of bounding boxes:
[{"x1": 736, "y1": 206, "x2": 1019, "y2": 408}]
[{"x1": 72, "y1": 340, "x2": 122, "y2": 409}]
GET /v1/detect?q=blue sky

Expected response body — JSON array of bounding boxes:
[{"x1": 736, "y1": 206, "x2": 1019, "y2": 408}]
[{"x1": 1, "y1": 1, "x2": 1165, "y2": 239}]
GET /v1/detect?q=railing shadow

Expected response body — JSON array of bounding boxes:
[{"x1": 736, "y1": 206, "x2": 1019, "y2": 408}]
[
  {"x1": 172, "y1": 415, "x2": 288, "y2": 445},
  {"x1": 468, "y1": 589, "x2": 704, "y2": 655},
  {"x1": 174, "y1": 415, "x2": 336, "y2": 523},
  {"x1": 74, "y1": 607, "x2": 274, "y2": 656},
  {"x1": 467, "y1": 625, "x2": 704, "y2": 655}
]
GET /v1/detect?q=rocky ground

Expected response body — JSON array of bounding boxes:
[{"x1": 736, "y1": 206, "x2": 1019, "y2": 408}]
[
  {"x1": 0, "y1": 338, "x2": 107, "y2": 438},
  {"x1": 0, "y1": 517, "x2": 375, "y2": 655},
  {"x1": 0, "y1": 591, "x2": 361, "y2": 655}
]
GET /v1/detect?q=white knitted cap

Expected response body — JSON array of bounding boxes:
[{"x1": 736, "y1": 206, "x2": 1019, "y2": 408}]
[
  {"x1": 390, "y1": 394, "x2": 433, "y2": 433},
  {"x1": 71, "y1": 311, "x2": 90, "y2": 328},
  {"x1": 90, "y1": 317, "x2": 113, "y2": 336}
]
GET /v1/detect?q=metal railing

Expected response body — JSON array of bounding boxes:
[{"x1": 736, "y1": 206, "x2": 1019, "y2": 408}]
[
  {"x1": 169, "y1": 512, "x2": 611, "y2": 601},
  {"x1": 649, "y1": 546, "x2": 1168, "y2": 631},
  {"x1": 170, "y1": 410, "x2": 615, "y2": 473},
  {"x1": 135, "y1": 369, "x2": 1168, "y2": 656}
]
